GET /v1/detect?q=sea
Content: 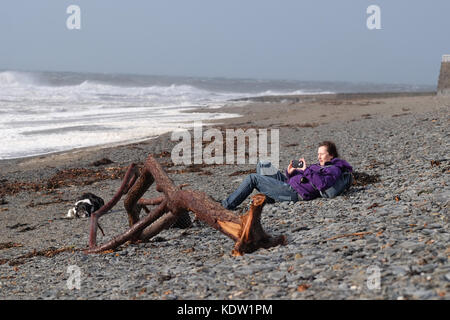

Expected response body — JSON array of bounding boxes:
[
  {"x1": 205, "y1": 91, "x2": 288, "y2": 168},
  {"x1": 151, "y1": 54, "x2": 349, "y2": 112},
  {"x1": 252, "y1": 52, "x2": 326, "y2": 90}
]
[{"x1": 0, "y1": 70, "x2": 434, "y2": 160}]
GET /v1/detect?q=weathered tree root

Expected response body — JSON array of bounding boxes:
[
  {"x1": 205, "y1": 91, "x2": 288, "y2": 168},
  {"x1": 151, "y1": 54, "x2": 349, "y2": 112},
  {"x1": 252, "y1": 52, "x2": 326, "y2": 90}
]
[{"x1": 84, "y1": 154, "x2": 286, "y2": 256}]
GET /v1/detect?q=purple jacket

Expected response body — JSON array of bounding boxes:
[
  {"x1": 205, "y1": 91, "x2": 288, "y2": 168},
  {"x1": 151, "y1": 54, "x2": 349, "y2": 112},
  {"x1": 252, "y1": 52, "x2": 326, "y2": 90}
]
[{"x1": 286, "y1": 158, "x2": 353, "y2": 200}]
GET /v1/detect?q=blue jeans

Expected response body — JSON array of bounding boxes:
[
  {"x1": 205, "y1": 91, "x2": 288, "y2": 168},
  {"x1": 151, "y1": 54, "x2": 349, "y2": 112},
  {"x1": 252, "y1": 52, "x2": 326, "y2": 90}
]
[{"x1": 222, "y1": 162, "x2": 299, "y2": 210}]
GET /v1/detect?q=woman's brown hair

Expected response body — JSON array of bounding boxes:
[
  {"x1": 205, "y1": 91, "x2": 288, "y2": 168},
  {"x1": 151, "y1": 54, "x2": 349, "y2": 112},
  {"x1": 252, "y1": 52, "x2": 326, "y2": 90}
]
[{"x1": 319, "y1": 141, "x2": 339, "y2": 158}]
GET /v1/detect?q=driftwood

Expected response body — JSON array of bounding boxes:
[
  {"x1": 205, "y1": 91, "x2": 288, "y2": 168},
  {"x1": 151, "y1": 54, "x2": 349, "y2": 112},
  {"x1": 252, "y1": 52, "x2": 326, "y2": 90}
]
[{"x1": 84, "y1": 154, "x2": 286, "y2": 256}]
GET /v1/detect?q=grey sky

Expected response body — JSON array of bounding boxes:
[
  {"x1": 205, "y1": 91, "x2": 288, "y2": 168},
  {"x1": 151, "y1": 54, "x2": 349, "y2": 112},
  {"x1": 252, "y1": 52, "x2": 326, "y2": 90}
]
[{"x1": 1, "y1": 0, "x2": 449, "y2": 85}]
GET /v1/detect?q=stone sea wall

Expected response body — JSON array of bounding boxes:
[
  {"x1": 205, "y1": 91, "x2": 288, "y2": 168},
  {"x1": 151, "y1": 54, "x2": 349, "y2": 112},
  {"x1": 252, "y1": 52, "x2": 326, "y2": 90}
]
[{"x1": 437, "y1": 55, "x2": 450, "y2": 95}]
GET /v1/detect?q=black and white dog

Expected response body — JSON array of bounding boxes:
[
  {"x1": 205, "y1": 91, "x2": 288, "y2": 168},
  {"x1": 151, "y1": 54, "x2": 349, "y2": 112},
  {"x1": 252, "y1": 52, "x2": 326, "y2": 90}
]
[{"x1": 66, "y1": 193, "x2": 105, "y2": 218}]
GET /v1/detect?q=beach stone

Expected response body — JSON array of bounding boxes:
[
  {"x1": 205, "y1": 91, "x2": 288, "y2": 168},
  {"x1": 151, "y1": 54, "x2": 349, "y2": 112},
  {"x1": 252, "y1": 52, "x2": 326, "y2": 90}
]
[
  {"x1": 262, "y1": 286, "x2": 282, "y2": 298},
  {"x1": 338, "y1": 283, "x2": 349, "y2": 291},
  {"x1": 398, "y1": 241, "x2": 425, "y2": 253},
  {"x1": 268, "y1": 272, "x2": 286, "y2": 282},
  {"x1": 407, "y1": 289, "x2": 436, "y2": 299},
  {"x1": 391, "y1": 265, "x2": 410, "y2": 276}
]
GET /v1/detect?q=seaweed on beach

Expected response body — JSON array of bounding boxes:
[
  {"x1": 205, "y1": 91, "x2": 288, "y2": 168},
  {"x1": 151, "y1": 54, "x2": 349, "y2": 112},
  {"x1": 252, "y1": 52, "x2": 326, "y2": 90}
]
[
  {"x1": 229, "y1": 169, "x2": 257, "y2": 176},
  {"x1": 284, "y1": 143, "x2": 299, "y2": 147},
  {"x1": 0, "y1": 167, "x2": 128, "y2": 197},
  {"x1": 0, "y1": 246, "x2": 77, "y2": 267},
  {"x1": 166, "y1": 163, "x2": 214, "y2": 175},
  {"x1": 0, "y1": 242, "x2": 22, "y2": 250},
  {"x1": 91, "y1": 158, "x2": 114, "y2": 166},
  {"x1": 352, "y1": 171, "x2": 381, "y2": 186},
  {"x1": 279, "y1": 123, "x2": 319, "y2": 128}
]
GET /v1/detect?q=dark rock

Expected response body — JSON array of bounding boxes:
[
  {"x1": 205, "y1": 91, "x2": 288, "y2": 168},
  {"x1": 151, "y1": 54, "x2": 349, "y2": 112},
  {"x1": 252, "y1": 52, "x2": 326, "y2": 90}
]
[{"x1": 91, "y1": 158, "x2": 114, "y2": 167}]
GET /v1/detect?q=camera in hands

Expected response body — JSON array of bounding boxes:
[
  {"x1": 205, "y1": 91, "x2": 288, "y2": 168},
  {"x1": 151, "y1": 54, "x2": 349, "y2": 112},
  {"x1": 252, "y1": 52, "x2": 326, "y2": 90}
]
[{"x1": 292, "y1": 160, "x2": 304, "y2": 168}]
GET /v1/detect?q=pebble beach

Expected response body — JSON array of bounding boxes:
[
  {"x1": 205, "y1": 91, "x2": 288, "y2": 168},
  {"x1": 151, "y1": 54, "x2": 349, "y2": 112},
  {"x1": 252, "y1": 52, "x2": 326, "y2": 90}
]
[{"x1": 0, "y1": 92, "x2": 449, "y2": 300}]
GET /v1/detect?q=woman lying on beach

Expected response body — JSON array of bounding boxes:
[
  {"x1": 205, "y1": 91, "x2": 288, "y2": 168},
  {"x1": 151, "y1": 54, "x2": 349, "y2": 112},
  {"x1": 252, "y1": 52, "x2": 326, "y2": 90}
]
[{"x1": 221, "y1": 141, "x2": 353, "y2": 210}]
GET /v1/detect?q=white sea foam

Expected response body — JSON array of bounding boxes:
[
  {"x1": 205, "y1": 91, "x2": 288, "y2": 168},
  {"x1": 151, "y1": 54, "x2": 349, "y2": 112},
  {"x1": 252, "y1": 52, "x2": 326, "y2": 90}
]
[
  {"x1": 0, "y1": 72, "x2": 247, "y2": 159},
  {"x1": 0, "y1": 71, "x2": 36, "y2": 87}
]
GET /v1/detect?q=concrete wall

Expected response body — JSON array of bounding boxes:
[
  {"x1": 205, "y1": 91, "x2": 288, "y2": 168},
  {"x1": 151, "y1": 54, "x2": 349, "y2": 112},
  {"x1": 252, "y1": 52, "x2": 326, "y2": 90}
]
[{"x1": 438, "y1": 55, "x2": 450, "y2": 95}]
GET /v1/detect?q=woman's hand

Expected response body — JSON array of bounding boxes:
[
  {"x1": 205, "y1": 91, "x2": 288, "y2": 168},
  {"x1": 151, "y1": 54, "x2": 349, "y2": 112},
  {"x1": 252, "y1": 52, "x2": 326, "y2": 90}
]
[
  {"x1": 287, "y1": 160, "x2": 296, "y2": 175},
  {"x1": 288, "y1": 158, "x2": 307, "y2": 175}
]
